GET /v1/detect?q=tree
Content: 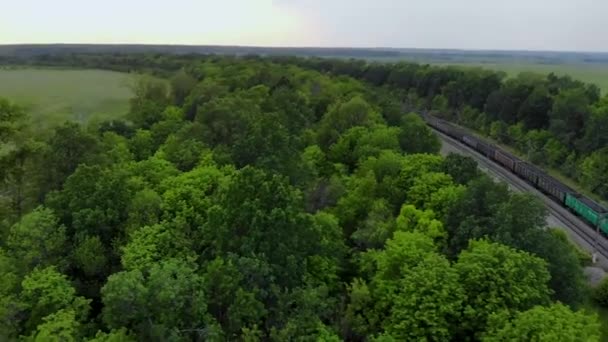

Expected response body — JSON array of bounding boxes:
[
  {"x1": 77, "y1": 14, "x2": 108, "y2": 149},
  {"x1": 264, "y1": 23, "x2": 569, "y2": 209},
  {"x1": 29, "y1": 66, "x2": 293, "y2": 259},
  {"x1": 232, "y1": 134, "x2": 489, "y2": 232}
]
[
  {"x1": 200, "y1": 256, "x2": 271, "y2": 339},
  {"x1": 445, "y1": 175, "x2": 510, "y2": 257},
  {"x1": 231, "y1": 111, "x2": 297, "y2": 173},
  {"x1": 441, "y1": 153, "x2": 479, "y2": 185},
  {"x1": 120, "y1": 224, "x2": 190, "y2": 271},
  {"x1": 454, "y1": 240, "x2": 551, "y2": 337},
  {"x1": 27, "y1": 309, "x2": 81, "y2": 342},
  {"x1": 0, "y1": 248, "x2": 24, "y2": 338},
  {"x1": 263, "y1": 86, "x2": 315, "y2": 133},
  {"x1": 128, "y1": 75, "x2": 169, "y2": 128},
  {"x1": 350, "y1": 199, "x2": 395, "y2": 249},
  {"x1": 385, "y1": 254, "x2": 463, "y2": 341},
  {"x1": 125, "y1": 188, "x2": 162, "y2": 232},
  {"x1": 549, "y1": 87, "x2": 590, "y2": 146},
  {"x1": 45, "y1": 164, "x2": 133, "y2": 247},
  {"x1": 334, "y1": 172, "x2": 378, "y2": 237},
  {"x1": 398, "y1": 113, "x2": 440, "y2": 154},
  {"x1": 532, "y1": 230, "x2": 587, "y2": 308},
  {"x1": 395, "y1": 204, "x2": 446, "y2": 245},
  {"x1": 71, "y1": 235, "x2": 108, "y2": 278},
  {"x1": 490, "y1": 193, "x2": 547, "y2": 247},
  {"x1": 182, "y1": 79, "x2": 229, "y2": 121},
  {"x1": 203, "y1": 167, "x2": 321, "y2": 287},
  {"x1": 345, "y1": 232, "x2": 439, "y2": 338},
  {"x1": 5, "y1": 207, "x2": 67, "y2": 273},
  {"x1": 579, "y1": 147, "x2": 608, "y2": 198},
  {"x1": 593, "y1": 276, "x2": 608, "y2": 307},
  {"x1": 128, "y1": 129, "x2": 155, "y2": 161},
  {"x1": 317, "y1": 96, "x2": 383, "y2": 149},
  {"x1": 328, "y1": 125, "x2": 401, "y2": 170},
  {"x1": 0, "y1": 98, "x2": 25, "y2": 143},
  {"x1": 406, "y1": 172, "x2": 454, "y2": 208},
  {"x1": 483, "y1": 304, "x2": 600, "y2": 342},
  {"x1": 87, "y1": 328, "x2": 135, "y2": 342},
  {"x1": 0, "y1": 103, "x2": 42, "y2": 223},
  {"x1": 370, "y1": 232, "x2": 438, "y2": 317},
  {"x1": 517, "y1": 85, "x2": 552, "y2": 130},
  {"x1": 170, "y1": 70, "x2": 197, "y2": 106},
  {"x1": 579, "y1": 97, "x2": 608, "y2": 152},
  {"x1": 20, "y1": 267, "x2": 90, "y2": 335},
  {"x1": 158, "y1": 135, "x2": 207, "y2": 171},
  {"x1": 159, "y1": 165, "x2": 229, "y2": 252},
  {"x1": 42, "y1": 122, "x2": 99, "y2": 191},
  {"x1": 101, "y1": 259, "x2": 207, "y2": 339}
]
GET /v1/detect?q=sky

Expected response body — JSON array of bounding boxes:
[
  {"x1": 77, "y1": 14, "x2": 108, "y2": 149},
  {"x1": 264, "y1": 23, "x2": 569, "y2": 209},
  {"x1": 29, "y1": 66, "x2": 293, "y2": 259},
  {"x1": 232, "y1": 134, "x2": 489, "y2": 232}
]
[{"x1": 1, "y1": 0, "x2": 607, "y2": 52}]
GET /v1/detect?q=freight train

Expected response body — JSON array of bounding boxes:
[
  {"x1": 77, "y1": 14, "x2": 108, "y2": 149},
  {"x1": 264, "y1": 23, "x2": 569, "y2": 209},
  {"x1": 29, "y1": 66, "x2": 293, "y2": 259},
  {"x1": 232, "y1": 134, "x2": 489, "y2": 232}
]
[{"x1": 423, "y1": 114, "x2": 608, "y2": 235}]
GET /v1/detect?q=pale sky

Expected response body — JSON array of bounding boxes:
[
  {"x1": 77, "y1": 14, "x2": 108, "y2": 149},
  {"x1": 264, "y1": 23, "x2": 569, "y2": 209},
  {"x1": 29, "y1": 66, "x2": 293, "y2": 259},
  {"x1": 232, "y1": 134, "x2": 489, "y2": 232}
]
[{"x1": 1, "y1": 0, "x2": 607, "y2": 52}]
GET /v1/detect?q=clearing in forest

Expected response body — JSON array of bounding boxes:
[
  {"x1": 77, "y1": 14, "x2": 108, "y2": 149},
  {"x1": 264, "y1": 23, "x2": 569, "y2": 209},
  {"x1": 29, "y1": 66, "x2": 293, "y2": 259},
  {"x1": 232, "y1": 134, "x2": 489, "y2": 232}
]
[{"x1": 0, "y1": 68, "x2": 132, "y2": 126}]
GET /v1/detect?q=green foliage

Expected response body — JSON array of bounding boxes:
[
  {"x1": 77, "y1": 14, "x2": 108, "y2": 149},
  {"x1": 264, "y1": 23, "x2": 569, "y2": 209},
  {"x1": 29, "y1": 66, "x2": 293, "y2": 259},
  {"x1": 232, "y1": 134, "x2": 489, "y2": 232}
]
[
  {"x1": 579, "y1": 147, "x2": 608, "y2": 198},
  {"x1": 398, "y1": 113, "x2": 440, "y2": 154},
  {"x1": 0, "y1": 97, "x2": 25, "y2": 143},
  {"x1": 6, "y1": 207, "x2": 67, "y2": 273},
  {"x1": 395, "y1": 205, "x2": 446, "y2": 245},
  {"x1": 441, "y1": 153, "x2": 479, "y2": 184},
  {"x1": 483, "y1": 304, "x2": 600, "y2": 342},
  {"x1": 20, "y1": 267, "x2": 90, "y2": 335},
  {"x1": 445, "y1": 175, "x2": 510, "y2": 256},
  {"x1": 317, "y1": 96, "x2": 383, "y2": 148},
  {"x1": 42, "y1": 121, "x2": 100, "y2": 190},
  {"x1": 87, "y1": 328, "x2": 135, "y2": 342},
  {"x1": 71, "y1": 235, "x2": 108, "y2": 277},
  {"x1": 455, "y1": 240, "x2": 552, "y2": 336},
  {"x1": 45, "y1": 164, "x2": 133, "y2": 245},
  {"x1": 549, "y1": 87, "x2": 590, "y2": 146},
  {"x1": 385, "y1": 254, "x2": 463, "y2": 341},
  {"x1": 128, "y1": 75, "x2": 169, "y2": 128},
  {"x1": 170, "y1": 70, "x2": 197, "y2": 106},
  {"x1": 0, "y1": 54, "x2": 595, "y2": 341},
  {"x1": 328, "y1": 125, "x2": 401, "y2": 170},
  {"x1": 406, "y1": 172, "x2": 454, "y2": 208},
  {"x1": 528, "y1": 229, "x2": 588, "y2": 308},
  {"x1": 102, "y1": 259, "x2": 206, "y2": 338},
  {"x1": 27, "y1": 309, "x2": 81, "y2": 342},
  {"x1": 204, "y1": 167, "x2": 325, "y2": 287},
  {"x1": 593, "y1": 277, "x2": 608, "y2": 307}
]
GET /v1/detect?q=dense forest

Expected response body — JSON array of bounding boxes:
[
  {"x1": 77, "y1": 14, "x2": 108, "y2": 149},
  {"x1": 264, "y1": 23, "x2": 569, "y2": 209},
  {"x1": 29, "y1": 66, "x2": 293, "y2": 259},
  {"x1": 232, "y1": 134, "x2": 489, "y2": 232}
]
[
  {"x1": 0, "y1": 54, "x2": 604, "y2": 340},
  {"x1": 269, "y1": 56, "x2": 608, "y2": 202}
]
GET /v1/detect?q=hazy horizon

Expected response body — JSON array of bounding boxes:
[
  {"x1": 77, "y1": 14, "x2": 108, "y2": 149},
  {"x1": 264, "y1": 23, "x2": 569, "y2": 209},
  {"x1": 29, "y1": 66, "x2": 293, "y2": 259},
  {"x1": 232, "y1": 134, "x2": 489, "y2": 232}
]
[
  {"x1": 2, "y1": 0, "x2": 607, "y2": 53},
  {"x1": 3, "y1": 43, "x2": 608, "y2": 54}
]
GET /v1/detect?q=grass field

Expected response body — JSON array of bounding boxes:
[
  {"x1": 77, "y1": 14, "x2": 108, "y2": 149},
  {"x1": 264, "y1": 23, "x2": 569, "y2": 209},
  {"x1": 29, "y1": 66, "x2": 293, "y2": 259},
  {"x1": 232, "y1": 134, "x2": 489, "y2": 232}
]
[
  {"x1": 445, "y1": 62, "x2": 608, "y2": 94},
  {"x1": 0, "y1": 68, "x2": 133, "y2": 127}
]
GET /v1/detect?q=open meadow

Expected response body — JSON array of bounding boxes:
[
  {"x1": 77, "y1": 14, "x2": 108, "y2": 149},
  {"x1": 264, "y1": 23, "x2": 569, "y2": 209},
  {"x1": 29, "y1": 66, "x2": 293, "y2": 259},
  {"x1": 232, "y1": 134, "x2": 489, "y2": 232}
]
[
  {"x1": 441, "y1": 62, "x2": 608, "y2": 94},
  {"x1": 0, "y1": 68, "x2": 132, "y2": 127}
]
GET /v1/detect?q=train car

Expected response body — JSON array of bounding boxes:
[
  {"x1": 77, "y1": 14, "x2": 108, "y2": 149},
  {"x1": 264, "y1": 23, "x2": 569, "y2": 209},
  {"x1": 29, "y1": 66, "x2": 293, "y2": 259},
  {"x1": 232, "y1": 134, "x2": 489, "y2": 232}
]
[
  {"x1": 436, "y1": 122, "x2": 451, "y2": 134},
  {"x1": 422, "y1": 114, "x2": 608, "y2": 236},
  {"x1": 462, "y1": 135, "x2": 477, "y2": 149},
  {"x1": 565, "y1": 193, "x2": 608, "y2": 234},
  {"x1": 536, "y1": 173, "x2": 573, "y2": 203},
  {"x1": 423, "y1": 114, "x2": 467, "y2": 141},
  {"x1": 442, "y1": 122, "x2": 466, "y2": 141},
  {"x1": 494, "y1": 149, "x2": 520, "y2": 172},
  {"x1": 476, "y1": 140, "x2": 496, "y2": 159},
  {"x1": 514, "y1": 161, "x2": 542, "y2": 185}
]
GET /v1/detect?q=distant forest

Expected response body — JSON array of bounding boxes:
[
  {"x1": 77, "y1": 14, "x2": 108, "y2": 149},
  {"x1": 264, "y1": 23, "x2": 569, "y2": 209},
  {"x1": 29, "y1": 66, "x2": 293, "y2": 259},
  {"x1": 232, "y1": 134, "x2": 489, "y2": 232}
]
[{"x1": 2, "y1": 44, "x2": 608, "y2": 65}]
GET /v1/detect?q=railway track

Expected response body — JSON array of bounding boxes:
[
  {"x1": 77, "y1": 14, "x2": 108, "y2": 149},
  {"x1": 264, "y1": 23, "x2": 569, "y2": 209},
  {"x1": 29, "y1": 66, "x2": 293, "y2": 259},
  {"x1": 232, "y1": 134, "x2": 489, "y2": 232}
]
[{"x1": 432, "y1": 127, "x2": 608, "y2": 266}]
